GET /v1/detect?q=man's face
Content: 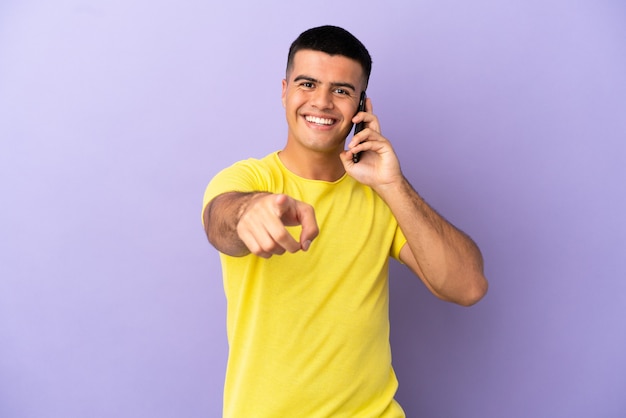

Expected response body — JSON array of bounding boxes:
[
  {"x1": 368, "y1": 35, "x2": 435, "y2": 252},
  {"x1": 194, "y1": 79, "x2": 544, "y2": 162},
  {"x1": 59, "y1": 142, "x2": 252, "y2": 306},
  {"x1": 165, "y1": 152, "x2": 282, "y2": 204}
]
[{"x1": 282, "y1": 50, "x2": 366, "y2": 155}]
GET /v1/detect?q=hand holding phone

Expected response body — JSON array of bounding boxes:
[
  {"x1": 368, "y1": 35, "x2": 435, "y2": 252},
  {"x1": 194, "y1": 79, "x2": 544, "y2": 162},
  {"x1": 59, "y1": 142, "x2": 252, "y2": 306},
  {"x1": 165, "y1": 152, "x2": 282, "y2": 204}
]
[{"x1": 352, "y1": 91, "x2": 366, "y2": 163}]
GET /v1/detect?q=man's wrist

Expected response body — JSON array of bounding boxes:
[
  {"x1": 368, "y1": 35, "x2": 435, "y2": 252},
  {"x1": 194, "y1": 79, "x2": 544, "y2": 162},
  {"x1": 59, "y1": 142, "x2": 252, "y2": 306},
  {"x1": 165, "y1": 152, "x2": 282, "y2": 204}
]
[
  {"x1": 236, "y1": 192, "x2": 271, "y2": 225},
  {"x1": 373, "y1": 175, "x2": 409, "y2": 199}
]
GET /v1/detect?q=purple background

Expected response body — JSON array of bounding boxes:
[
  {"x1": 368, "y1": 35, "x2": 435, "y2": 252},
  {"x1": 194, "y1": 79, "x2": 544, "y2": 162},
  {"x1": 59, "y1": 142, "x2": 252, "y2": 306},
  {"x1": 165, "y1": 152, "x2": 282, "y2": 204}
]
[{"x1": 1, "y1": 1, "x2": 625, "y2": 417}]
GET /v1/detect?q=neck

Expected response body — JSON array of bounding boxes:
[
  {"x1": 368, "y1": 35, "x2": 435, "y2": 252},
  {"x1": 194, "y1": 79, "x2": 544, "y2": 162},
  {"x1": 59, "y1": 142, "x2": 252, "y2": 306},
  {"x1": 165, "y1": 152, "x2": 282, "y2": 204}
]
[{"x1": 278, "y1": 145, "x2": 345, "y2": 181}]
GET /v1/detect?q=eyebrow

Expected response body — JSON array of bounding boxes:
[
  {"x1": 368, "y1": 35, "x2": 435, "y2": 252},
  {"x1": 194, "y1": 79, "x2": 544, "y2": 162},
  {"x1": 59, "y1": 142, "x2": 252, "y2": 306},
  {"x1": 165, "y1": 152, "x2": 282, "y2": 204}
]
[{"x1": 293, "y1": 75, "x2": 356, "y2": 92}]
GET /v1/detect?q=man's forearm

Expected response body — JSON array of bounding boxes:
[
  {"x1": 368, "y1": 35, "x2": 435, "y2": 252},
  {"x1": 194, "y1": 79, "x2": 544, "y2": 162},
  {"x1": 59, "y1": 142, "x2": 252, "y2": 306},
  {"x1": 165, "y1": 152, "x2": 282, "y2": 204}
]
[
  {"x1": 203, "y1": 191, "x2": 268, "y2": 257},
  {"x1": 375, "y1": 177, "x2": 487, "y2": 305}
]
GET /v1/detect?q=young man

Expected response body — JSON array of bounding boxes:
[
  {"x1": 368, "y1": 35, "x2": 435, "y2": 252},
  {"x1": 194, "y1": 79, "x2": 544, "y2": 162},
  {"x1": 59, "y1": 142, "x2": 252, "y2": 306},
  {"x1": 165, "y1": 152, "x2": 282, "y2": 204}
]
[{"x1": 203, "y1": 25, "x2": 488, "y2": 417}]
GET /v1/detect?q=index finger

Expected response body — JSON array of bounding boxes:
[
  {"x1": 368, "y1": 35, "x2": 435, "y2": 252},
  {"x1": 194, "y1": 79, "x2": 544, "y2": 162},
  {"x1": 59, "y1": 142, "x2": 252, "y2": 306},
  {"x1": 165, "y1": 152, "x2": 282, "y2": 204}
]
[
  {"x1": 365, "y1": 96, "x2": 373, "y2": 113},
  {"x1": 353, "y1": 98, "x2": 380, "y2": 134}
]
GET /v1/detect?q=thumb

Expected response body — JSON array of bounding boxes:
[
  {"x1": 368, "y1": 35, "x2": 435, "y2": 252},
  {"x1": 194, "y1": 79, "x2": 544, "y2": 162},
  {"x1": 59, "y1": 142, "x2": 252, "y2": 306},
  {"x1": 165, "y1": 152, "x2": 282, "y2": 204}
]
[
  {"x1": 273, "y1": 193, "x2": 289, "y2": 208},
  {"x1": 273, "y1": 194, "x2": 303, "y2": 227},
  {"x1": 273, "y1": 193, "x2": 292, "y2": 218}
]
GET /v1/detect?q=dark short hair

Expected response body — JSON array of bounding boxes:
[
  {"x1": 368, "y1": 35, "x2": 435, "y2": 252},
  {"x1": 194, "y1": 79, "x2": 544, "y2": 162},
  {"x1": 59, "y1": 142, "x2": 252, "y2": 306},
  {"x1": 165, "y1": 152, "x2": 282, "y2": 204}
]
[{"x1": 286, "y1": 25, "x2": 372, "y2": 85}]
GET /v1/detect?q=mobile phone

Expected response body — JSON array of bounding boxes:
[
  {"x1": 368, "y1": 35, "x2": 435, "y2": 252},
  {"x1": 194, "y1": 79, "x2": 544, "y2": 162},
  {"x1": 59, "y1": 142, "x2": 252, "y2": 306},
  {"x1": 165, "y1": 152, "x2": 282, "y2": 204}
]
[{"x1": 352, "y1": 91, "x2": 367, "y2": 163}]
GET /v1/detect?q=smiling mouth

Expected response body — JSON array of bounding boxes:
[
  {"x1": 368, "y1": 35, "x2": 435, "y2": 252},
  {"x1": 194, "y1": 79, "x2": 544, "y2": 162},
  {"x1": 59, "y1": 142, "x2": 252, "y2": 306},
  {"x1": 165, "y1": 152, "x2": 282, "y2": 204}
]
[{"x1": 305, "y1": 115, "x2": 336, "y2": 126}]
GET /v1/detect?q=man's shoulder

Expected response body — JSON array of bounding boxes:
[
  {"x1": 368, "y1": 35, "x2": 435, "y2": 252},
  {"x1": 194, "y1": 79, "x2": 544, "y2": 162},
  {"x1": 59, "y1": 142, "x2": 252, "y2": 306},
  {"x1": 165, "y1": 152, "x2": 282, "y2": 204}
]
[
  {"x1": 229, "y1": 151, "x2": 280, "y2": 171},
  {"x1": 207, "y1": 151, "x2": 282, "y2": 193}
]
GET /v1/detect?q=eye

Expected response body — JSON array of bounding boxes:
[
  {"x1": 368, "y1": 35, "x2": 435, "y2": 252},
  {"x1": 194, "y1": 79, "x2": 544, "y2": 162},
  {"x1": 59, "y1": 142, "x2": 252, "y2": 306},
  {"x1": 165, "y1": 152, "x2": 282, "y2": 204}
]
[
  {"x1": 334, "y1": 88, "x2": 350, "y2": 96},
  {"x1": 300, "y1": 81, "x2": 315, "y2": 89}
]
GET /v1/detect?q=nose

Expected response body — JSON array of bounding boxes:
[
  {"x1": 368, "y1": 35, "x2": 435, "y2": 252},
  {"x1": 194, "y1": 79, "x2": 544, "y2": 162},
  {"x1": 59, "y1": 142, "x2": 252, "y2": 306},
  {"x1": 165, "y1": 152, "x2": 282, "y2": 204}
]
[{"x1": 310, "y1": 89, "x2": 333, "y2": 110}]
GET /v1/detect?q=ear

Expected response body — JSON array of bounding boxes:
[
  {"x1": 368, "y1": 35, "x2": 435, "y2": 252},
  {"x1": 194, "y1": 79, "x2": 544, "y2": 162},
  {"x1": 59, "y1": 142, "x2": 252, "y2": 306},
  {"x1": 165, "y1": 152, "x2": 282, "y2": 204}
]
[{"x1": 281, "y1": 79, "x2": 287, "y2": 108}]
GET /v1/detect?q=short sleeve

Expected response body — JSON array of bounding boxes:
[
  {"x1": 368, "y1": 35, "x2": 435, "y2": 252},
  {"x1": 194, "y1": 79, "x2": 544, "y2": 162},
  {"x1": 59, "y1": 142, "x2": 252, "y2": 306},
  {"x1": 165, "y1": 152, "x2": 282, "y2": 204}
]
[
  {"x1": 201, "y1": 157, "x2": 274, "y2": 225},
  {"x1": 389, "y1": 225, "x2": 407, "y2": 261}
]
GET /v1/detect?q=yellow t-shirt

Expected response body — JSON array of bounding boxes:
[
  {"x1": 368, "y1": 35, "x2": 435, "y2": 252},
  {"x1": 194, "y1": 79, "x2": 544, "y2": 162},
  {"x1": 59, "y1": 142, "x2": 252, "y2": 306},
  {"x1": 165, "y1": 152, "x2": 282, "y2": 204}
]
[{"x1": 203, "y1": 152, "x2": 407, "y2": 418}]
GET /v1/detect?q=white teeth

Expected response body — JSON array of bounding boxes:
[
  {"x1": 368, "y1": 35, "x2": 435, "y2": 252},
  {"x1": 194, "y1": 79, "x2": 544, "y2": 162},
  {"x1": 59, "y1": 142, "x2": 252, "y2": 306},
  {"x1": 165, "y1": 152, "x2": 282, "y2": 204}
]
[{"x1": 305, "y1": 116, "x2": 334, "y2": 125}]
